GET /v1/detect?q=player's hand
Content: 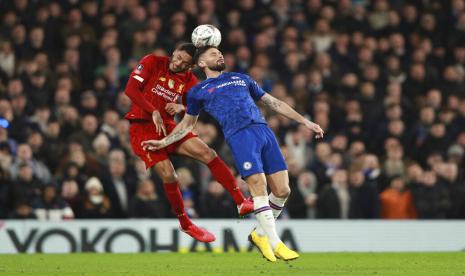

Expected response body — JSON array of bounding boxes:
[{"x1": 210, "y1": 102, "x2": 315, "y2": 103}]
[
  {"x1": 141, "y1": 139, "x2": 164, "y2": 151},
  {"x1": 152, "y1": 110, "x2": 167, "y2": 136},
  {"x1": 303, "y1": 120, "x2": 324, "y2": 139},
  {"x1": 165, "y1": 103, "x2": 184, "y2": 116}
]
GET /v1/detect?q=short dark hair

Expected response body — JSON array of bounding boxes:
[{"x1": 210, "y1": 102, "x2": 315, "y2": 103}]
[
  {"x1": 193, "y1": 45, "x2": 217, "y2": 65},
  {"x1": 176, "y1": 43, "x2": 196, "y2": 58}
]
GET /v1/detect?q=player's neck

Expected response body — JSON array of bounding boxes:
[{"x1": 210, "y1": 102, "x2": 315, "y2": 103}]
[{"x1": 205, "y1": 69, "x2": 223, "y2": 79}]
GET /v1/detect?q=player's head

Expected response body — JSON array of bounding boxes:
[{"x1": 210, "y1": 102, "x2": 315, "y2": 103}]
[
  {"x1": 193, "y1": 46, "x2": 225, "y2": 72},
  {"x1": 169, "y1": 43, "x2": 196, "y2": 73}
]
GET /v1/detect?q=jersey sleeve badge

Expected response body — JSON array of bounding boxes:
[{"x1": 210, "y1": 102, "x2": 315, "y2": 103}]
[{"x1": 135, "y1": 64, "x2": 144, "y2": 74}]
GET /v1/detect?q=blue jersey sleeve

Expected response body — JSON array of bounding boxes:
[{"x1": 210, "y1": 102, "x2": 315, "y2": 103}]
[
  {"x1": 186, "y1": 86, "x2": 203, "y2": 116},
  {"x1": 246, "y1": 75, "x2": 266, "y2": 101}
]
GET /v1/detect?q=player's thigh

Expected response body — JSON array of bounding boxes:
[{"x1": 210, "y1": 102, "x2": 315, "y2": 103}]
[
  {"x1": 244, "y1": 173, "x2": 268, "y2": 197},
  {"x1": 153, "y1": 159, "x2": 178, "y2": 183},
  {"x1": 228, "y1": 128, "x2": 265, "y2": 178},
  {"x1": 175, "y1": 137, "x2": 216, "y2": 163},
  {"x1": 261, "y1": 127, "x2": 288, "y2": 175},
  {"x1": 266, "y1": 170, "x2": 290, "y2": 198},
  {"x1": 129, "y1": 122, "x2": 166, "y2": 169}
]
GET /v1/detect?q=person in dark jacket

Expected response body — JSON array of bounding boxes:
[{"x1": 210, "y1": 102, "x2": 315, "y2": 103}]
[
  {"x1": 128, "y1": 179, "x2": 167, "y2": 218},
  {"x1": 78, "y1": 177, "x2": 114, "y2": 219},
  {"x1": 199, "y1": 181, "x2": 236, "y2": 218},
  {"x1": 411, "y1": 170, "x2": 451, "y2": 219},
  {"x1": 8, "y1": 200, "x2": 37, "y2": 219},
  {"x1": 101, "y1": 149, "x2": 136, "y2": 218},
  {"x1": 317, "y1": 169, "x2": 351, "y2": 219},
  {"x1": 434, "y1": 162, "x2": 465, "y2": 219},
  {"x1": 349, "y1": 169, "x2": 380, "y2": 218}
]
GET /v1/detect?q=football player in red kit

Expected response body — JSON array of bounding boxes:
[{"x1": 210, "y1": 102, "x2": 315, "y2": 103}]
[{"x1": 124, "y1": 43, "x2": 253, "y2": 242}]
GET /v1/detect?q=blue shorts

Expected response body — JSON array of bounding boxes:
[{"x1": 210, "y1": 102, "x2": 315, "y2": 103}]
[{"x1": 227, "y1": 124, "x2": 288, "y2": 178}]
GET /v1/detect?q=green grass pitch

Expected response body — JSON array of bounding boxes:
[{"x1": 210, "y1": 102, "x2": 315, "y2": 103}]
[{"x1": 1, "y1": 252, "x2": 464, "y2": 275}]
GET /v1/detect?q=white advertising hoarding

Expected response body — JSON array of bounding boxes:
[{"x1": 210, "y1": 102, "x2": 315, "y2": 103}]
[{"x1": 0, "y1": 219, "x2": 464, "y2": 254}]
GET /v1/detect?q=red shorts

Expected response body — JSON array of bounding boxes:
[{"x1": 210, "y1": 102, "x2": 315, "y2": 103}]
[{"x1": 129, "y1": 120, "x2": 197, "y2": 169}]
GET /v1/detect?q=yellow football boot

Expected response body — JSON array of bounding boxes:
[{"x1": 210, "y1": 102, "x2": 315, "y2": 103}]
[
  {"x1": 274, "y1": 242, "x2": 299, "y2": 261},
  {"x1": 248, "y1": 230, "x2": 277, "y2": 262}
]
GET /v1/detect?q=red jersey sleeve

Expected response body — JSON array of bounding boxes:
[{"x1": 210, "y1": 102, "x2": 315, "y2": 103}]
[
  {"x1": 181, "y1": 73, "x2": 199, "y2": 106},
  {"x1": 124, "y1": 55, "x2": 158, "y2": 114}
]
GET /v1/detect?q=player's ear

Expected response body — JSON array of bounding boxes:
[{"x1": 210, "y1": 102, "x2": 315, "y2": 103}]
[{"x1": 197, "y1": 59, "x2": 206, "y2": 68}]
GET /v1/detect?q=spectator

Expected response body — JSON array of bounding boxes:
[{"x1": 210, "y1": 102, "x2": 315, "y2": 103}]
[
  {"x1": 199, "y1": 181, "x2": 236, "y2": 218},
  {"x1": 287, "y1": 158, "x2": 309, "y2": 218},
  {"x1": 297, "y1": 171, "x2": 318, "y2": 218},
  {"x1": 69, "y1": 114, "x2": 99, "y2": 153},
  {"x1": 362, "y1": 154, "x2": 385, "y2": 191},
  {"x1": 177, "y1": 167, "x2": 199, "y2": 209},
  {"x1": 317, "y1": 169, "x2": 351, "y2": 219},
  {"x1": 411, "y1": 171, "x2": 451, "y2": 219},
  {"x1": 128, "y1": 179, "x2": 166, "y2": 218},
  {"x1": 31, "y1": 183, "x2": 74, "y2": 220},
  {"x1": 418, "y1": 121, "x2": 450, "y2": 165},
  {"x1": 99, "y1": 109, "x2": 120, "y2": 145},
  {"x1": 8, "y1": 162, "x2": 42, "y2": 211},
  {"x1": 78, "y1": 177, "x2": 113, "y2": 219},
  {"x1": 309, "y1": 142, "x2": 332, "y2": 187},
  {"x1": 91, "y1": 133, "x2": 111, "y2": 166},
  {"x1": 349, "y1": 169, "x2": 380, "y2": 219},
  {"x1": 434, "y1": 162, "x2": 465, "y2": 218},
  {"x1": 285, "y1": 125, "x2": 311, "y2": 170},
  {"x1": 60, "y1": 178, "x2": 81, "y2": 215},
  {"x1": 101, "y1": 149, "x2": 136, "y2": 218},
  {"x1": 8, "y1": 201, "x2": 37, "y2": 219},
  {"x1": 380, "y1": 176, "x2": 417, "y2": 219},
  {"x1": 383, "y1": 143, "x2": 405, "y2": 178},
  {"x1": 0, "y1": 165, "x2": 10, "y2": 218},
  {"x1": 0, "y1": 116, "x2": 17, "y2": 154},
  {"x1": 0, "y1": 40, "x2": 15, "y2": 78},
  {"x1": 56, "y1": 142, "x2": 101, "y2": 180},
  {"x1": 10, "y1": 143, "x2": 51, "y2": 183}
]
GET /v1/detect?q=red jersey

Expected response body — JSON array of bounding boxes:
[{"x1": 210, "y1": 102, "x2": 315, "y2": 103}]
[{"x1": 124, "y1": 55, "x2": 198, "y2": 126}]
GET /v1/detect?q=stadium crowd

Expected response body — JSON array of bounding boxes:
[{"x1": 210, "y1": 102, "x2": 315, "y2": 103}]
[{"x1": 0, "y1": 0, "x2": 465, "y2": 220}]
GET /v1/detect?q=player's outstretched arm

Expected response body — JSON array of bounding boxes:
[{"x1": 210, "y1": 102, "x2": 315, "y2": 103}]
[
  {"x1": 141, "y1": 114, "x2": 199, "y2": 151},
  {"x1": 260, "y1": 93, "x2": 324, "y2": 139}
]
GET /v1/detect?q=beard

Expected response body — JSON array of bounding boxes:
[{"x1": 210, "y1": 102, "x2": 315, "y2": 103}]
[
  {"x1": 208, "y1": 62, "x2": 226, "y2": 72},
  {"x1": 169, "y1": 62, "x2": 184, "y2": 73}
]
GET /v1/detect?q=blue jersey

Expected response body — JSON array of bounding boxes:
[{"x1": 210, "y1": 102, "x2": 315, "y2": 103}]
[{"x1": 186, "y1": 72, "x2": 267, "y2": 139}]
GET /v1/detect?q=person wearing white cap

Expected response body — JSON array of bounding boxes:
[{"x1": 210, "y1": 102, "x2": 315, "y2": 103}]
[{"x1": 79, "y1": 176, "x2": 114, "y2": 218}]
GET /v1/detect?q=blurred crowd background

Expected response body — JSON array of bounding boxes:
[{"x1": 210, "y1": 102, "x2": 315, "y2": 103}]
[{"x1": 0, "y1": 0, "x2": 465, "y2": 221}]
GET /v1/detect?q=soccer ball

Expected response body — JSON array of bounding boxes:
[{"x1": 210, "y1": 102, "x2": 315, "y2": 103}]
[{"x1": 191, "y1": 24, "x2": 222, "y2": 48}]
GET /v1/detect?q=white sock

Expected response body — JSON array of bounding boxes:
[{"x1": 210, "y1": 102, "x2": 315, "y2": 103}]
[
  {"x1": 256, "y1": 193, "x2": 287, "y2": 236},
  {"x1": 253, "y1": 195, "x2": 281, "y2": 249}
]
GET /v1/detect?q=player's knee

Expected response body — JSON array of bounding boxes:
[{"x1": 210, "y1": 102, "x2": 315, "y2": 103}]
[
  {"x1": 197, "y1": 147, "x2": 216, "y2": 163},
  {"x1": 159, "y1": 170, "x2": 178, "y2": 183},
  {"x1": 155, "y1": 164, "x2": 178, "y2": 183},
  {"x1": 246, "y1": 175, "x2": 267, "y2": 195},
  {"x1": 161, "y1": 174, "x2": 178, "y2": 183},
  {"x1": 274, "y1": 185, "x2": 291, "y2": 198}
]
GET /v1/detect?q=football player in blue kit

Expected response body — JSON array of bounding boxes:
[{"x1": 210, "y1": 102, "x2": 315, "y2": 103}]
[{"x1": 142, "y1": 46, "x2": 324, "y2": 262}]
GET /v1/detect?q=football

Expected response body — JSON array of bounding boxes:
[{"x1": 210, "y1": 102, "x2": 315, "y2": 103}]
[{"x1": 191, "y1": 24, "x2": 222, "y2": 48}]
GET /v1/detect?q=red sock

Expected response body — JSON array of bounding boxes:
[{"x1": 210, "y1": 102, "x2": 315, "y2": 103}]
[
  {"x1": 163, "y1": 182, "x2": 192, "y2": 229},
  {"x1": 207, "y1": 157, "x2": 245, "y2": 205}
]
